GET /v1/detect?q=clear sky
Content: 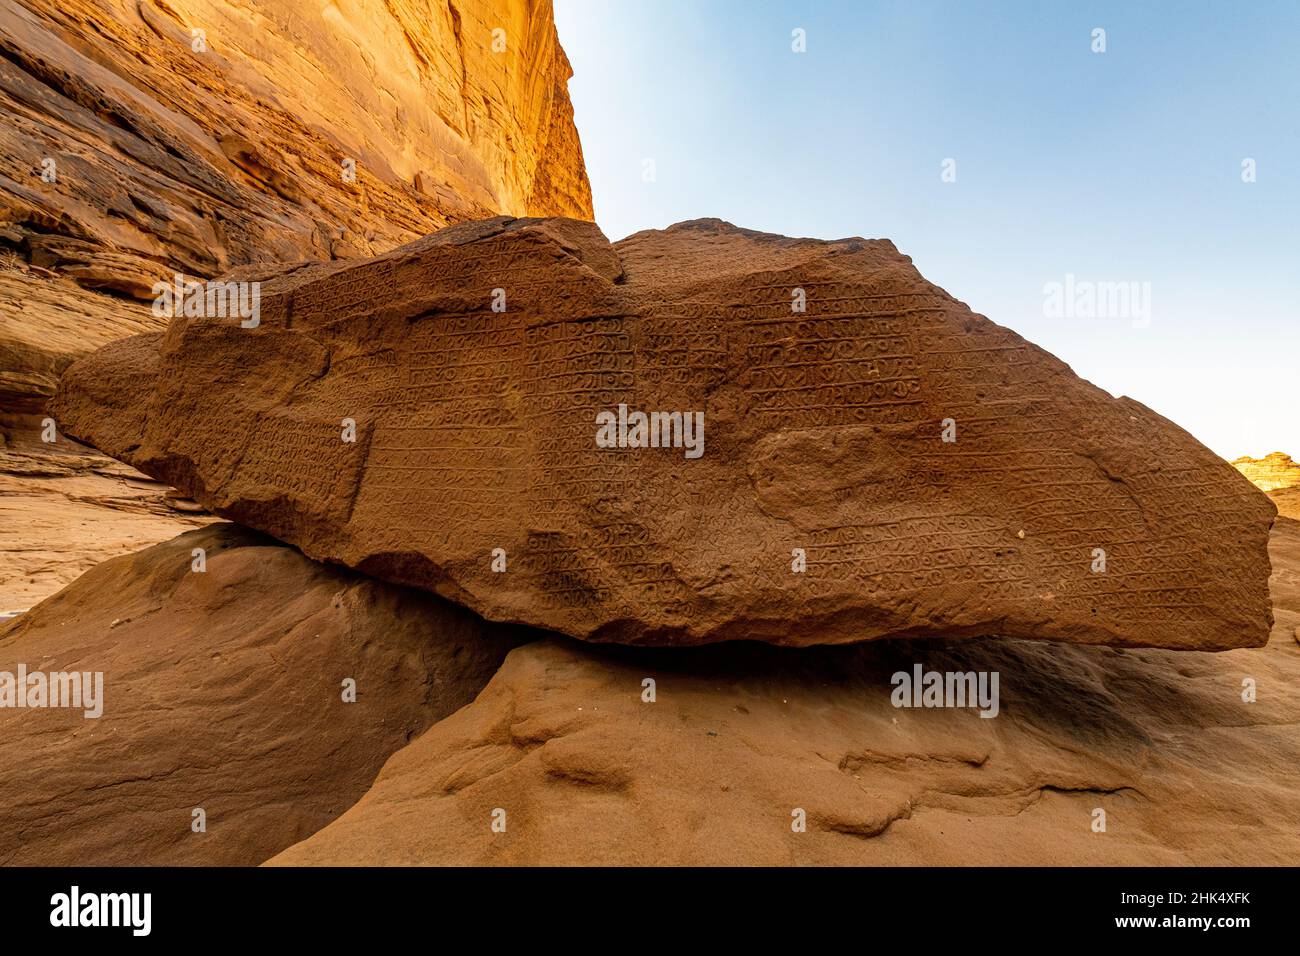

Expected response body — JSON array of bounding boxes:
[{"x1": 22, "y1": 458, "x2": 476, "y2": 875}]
[{"x1": 553, "y1": 0, "x2": 1298, "y2": 461}]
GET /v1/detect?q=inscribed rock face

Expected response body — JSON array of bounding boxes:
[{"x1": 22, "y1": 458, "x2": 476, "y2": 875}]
[{"x1": 51, "y1": 217, "x2": 1276, "y2": 649}]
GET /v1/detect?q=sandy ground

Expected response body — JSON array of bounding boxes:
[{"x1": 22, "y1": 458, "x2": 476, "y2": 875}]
[
  {"x1": 271, "y1": 513, "x2": 1300, "y2": 866},
  {"x1": 0, "y1": 418, "x2": 210, "y2": 612}
]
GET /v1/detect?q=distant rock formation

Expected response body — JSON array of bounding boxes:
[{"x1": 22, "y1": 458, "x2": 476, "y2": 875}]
[
  {"x1": 1233, "y1": 451, "x2": 1300, "y2": 493},
  {"x1": 269, "y1": 517, "x2": 1300, "y2": 866},
  {"x1": 0, "y1": 523, "x2": 525, "y2": 865},
  {"x1": 52, "y1": 216, "x2": 1276, "y2": 650}
]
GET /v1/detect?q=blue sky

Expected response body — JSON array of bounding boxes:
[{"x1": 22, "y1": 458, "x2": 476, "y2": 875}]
[{"x1": 553, "y1": 0, "x2": 1298, "y2": 460}]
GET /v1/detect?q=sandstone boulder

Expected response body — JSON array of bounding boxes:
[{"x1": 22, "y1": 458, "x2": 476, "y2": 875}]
[
  {"x1": 2, "y1": 0, "x2": 595, "y2": 615},
  {"x1": 52, "y1": 217, "x2": 1276, "y2": 649},
  {"x1": 269, "y1": 518, "x2": 1300, "y2": 866},
  {"x1": 0, "y1": 523, "x2": 524, "y2": 865}
]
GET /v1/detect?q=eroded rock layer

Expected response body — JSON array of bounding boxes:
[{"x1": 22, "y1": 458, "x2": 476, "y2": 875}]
[
  {"x1": 269, "y1": 518, "x2": 1300, "y2": 866},
  {"x1": 0, "y1": 263, "x2": 163, "y2": 412},
  {"x1": 0, "y1": 523, "x2": 524, "y2": 865},
  {"x1": 52, "y1": 217, "x2": 1276, "y2": 649},
  {"x1": 0, "y1": 0, "x2": 591, "y2": 279},
  {"x1": 0, "y1": 422, "x2": 211, "y2": 612}
]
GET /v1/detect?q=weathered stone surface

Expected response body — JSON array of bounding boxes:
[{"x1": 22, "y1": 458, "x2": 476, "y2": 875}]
[
  {"x1": 0, "y1": 0, "x2": 591, "y2": 410},
  {"x1": 0, "y1": 522, "x2": 525, "y2": 865},
  {"x1": 1232, "y1": 454, "x2": 1300, "y2": 520},
  {"x1": 52, "y1": 217, "x2": 1276, "y2": 650},
  {"x1": 269, "y1": 518, "x2": 1300, "y2": 866},
  {"x1": 1270, "y1": 488, "x2": 1300, "y2": 521},
  {"x1": 0, "y1": 0, "x2": 590, "y2": 280},
  {"x1": 0, "y1": 277, "x2": 213, "y2": 610}
]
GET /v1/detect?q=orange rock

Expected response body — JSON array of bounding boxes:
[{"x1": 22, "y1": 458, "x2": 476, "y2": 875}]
[
  {"x1": 0, "y1": 0, "x2": 591, "y2": 409},
  {"x1": 0, "y1": 424, "x2": 212, "y2": 612},
  {"x1": 0, "y1": 0, "x2": 594, "y2": 604},
  {"x1": 1233, "y1": 451, "x2": 1300, "y2": 493}
]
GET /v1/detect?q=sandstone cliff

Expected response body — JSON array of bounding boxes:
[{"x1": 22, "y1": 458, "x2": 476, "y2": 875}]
[
  {"x1": 1233, "y1": 452, "x2": 1300, "y2": 493},
  {"x1": 1233, "y1": 453, "x2": 1300, "y2": 520},
  {"x1": 0, "y1": 0, "x2": 592, "y2": 410}
]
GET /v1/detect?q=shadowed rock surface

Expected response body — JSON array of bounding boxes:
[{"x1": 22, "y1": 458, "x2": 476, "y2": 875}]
[
  {"x1": 270, "y1": 517, "x2": 1300, "y2": 866},
  {"x1": 0, "y1": 522, "x2": 525, "y2": 865},
  {"x1": 0, "y1": 261, "x2": 162, "y2": 413},
  {"x1": 53, "y1": 216, "x2": 1275, "y2": 650}
]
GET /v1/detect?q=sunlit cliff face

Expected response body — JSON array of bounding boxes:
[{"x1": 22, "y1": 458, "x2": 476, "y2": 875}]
[{"x1": 1233, "y1": 452, "x2": 1300, "y2": 492}]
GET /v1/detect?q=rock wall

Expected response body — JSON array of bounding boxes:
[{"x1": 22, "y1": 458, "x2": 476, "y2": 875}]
[{"x1": 0, "y1": 0, "x2": 592, "y2": 410}]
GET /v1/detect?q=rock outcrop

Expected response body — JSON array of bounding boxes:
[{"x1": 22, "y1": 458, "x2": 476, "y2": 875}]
[
  {"x1": 1233, "y1": 453, "x2": 1300, "y2": 520},
  {"x1": 52, "y1": 217, "x2": 1276, "y2": 650},
  {"x1": 1233, "y1": 452, "x2": 1300, "y2": 493},
  {"x1": 0, "y1": 0, "x2": 591, "y2": 411},
  {"x1": 270, "y1": 517, "x2": 1300, "y2": 866},
  {"x1": 1269, "y1": 488, "x2": 1300, "y2": 522},
  {"x1": 0, "y1": 522, "x2": 525, "y2": 865}
]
